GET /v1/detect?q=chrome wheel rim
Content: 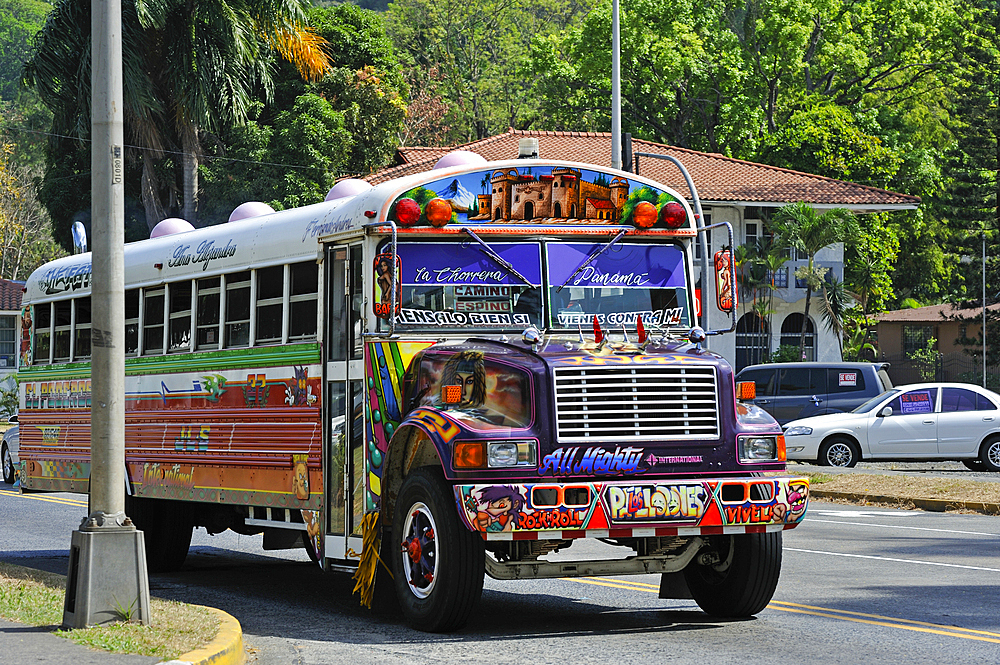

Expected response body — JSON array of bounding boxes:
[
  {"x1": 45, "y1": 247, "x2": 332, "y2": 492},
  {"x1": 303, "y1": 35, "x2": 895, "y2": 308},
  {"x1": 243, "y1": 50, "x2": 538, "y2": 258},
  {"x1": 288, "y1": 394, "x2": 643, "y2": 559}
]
[
  {"x1": 988, "y1": 441, "x2": 1000, "y2": 468},
  {"x1": 400, "y1": 501, "x2": 438, "y2": 599},
  {"x1": 2, "y1": 448, "x2": 10, "y2": 480},
  {"x1": 826, "y1": 443, "x2": 853, "y2": 467}
]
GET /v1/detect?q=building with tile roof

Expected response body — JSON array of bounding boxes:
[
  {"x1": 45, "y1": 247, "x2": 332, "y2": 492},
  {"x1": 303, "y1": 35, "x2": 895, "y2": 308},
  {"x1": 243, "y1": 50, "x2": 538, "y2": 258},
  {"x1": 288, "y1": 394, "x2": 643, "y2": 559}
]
[{"x1": 367, "y1": 129, "x2": 921, "y2": 369}]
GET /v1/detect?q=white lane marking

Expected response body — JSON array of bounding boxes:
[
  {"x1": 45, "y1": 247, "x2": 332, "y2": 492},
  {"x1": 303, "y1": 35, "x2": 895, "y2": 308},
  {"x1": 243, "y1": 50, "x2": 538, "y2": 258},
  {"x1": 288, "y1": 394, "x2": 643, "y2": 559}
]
[
  {"x1": 786, "y1": 547, "x2": 1000, "y2": 572},
  {"x1": 810, "y1": 509, "x2": 921, "y2": 518},
  {"x1": 805, "y1": 518, "x2": 1000, "y2": 538}
]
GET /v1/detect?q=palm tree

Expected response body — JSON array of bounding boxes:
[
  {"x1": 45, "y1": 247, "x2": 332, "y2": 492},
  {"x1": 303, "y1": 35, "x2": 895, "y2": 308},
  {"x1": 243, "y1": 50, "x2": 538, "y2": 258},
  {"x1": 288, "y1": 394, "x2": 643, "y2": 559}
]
[
  {"x1": 819, "y1": 274, "x2": 856, "y2": 360},
  {"x1": 25, "y1": 0, "x2": 330, "y2": 228},
  {"x1": 770, "y1": 202, "x2": 857, "y2": 360}
]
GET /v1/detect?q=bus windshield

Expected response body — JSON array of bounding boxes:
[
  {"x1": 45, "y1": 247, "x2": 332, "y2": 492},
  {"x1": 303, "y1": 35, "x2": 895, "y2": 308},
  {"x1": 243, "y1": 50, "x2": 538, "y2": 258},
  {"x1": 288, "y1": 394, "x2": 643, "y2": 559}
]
[
  {"x1": 546, "y1": 242, "x2": 690, "y2": 331},
  {"x1": 383, "y1": 240, "x2": 690, "y2": 334}
]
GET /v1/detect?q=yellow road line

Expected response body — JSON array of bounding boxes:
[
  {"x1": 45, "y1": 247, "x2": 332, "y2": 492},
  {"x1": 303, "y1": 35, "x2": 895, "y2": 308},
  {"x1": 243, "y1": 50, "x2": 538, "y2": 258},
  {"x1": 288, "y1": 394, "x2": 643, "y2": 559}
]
[
  {"x1": 564, "y1": 576, "x2": 1000, "y2": 643},
  {"x1": 0, "y1": 489, "x2": 88, "y2": 507}
]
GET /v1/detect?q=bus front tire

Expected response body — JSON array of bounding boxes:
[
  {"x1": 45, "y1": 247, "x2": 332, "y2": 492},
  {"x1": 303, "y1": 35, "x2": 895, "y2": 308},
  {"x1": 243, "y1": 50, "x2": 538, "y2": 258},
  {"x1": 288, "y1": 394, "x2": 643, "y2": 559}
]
[
  {"x1": 390, "y1": 467, "x2": 484, "y2": 632},
  {"x1": 125, "y1": 495, "x2": 194, "y2": 573},
  {"x1": 683, "y1": 532, "x2": 782, "y2": 617}
]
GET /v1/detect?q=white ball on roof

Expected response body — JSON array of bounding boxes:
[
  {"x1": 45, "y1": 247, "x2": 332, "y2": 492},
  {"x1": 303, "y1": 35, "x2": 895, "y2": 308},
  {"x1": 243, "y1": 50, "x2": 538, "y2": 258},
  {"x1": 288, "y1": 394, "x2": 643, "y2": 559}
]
[
  {"x1": 433, "y1": 150, "x2": 487, "y2": 170},
  {"x1": 228, "y1": 201, "x2": 275, "y2": 223},
  {"x1": 150, "y1": 217, "x2": 194, "y2": 238},
  {"x1": 326, "y1": 178, "x2": 373, "y2": 201}
]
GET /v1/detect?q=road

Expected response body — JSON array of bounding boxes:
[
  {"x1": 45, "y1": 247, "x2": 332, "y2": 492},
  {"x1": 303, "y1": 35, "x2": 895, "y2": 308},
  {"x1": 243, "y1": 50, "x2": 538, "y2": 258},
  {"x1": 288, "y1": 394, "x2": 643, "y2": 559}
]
[{"x1": 2, "y1": 486, "x2": 999, "y2": 664}]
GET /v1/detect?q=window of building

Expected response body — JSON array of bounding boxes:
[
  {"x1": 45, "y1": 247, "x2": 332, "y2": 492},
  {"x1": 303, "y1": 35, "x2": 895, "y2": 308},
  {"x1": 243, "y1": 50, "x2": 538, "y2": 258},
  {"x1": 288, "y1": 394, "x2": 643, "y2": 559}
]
[
  {"x1": 196, "y1": 277, "x2": 221, "y2": 350},
  {"x1": 735, "y1": 313, "x2": 769, "y2": 371},
  {"x1": 903, "y1": 325, "x2": 934, "y2": 354},
  {"x1": 255, "y1": 265, "x2": 284, "y2": 344},
  {"x1": 74, "y1": 297, "x2": 91, "y2": 360},
  {"x1": 744, "y1": 221, "x2": 758, "y2": 248},
  {"x1": 53, "y1": 300, "x2": 72, "y2": 361},
  {"x1": 125, "y1": 290, "x2": 139, "y2": 355},
  {"x1": 770, "y1": 267, "x2": 788, "y2": 288},
  {"x1": 33, "y1": 304, "x2": 51, "y2": 364},
  {"x1": 168, "y1": 281, "x2": 192, "y2": 352},
  {"x1": 289, "y1": 261, "x2": 318, "y2": 340},
  {"x1": 0, "y1": 315, "x2": 15, "y2": 368},
  {"x1": 779, "y1": 313, "x2": 815, "y2": 361},
  {"x1": 143, "y1": 287, "x2": 165, "y2": 354},
  {"x1": 225, "y1": 271, "x2": 251, "y2": 348}
]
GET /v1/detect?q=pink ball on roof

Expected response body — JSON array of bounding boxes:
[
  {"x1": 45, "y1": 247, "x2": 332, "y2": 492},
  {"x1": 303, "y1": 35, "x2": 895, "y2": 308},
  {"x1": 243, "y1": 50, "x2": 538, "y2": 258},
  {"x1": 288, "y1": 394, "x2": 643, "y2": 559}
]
[
  {"x1": 326, "y1": 179, "x2": 373, "y2": 201},
  {"x1": 228, "y1": 201, "x2": 275, "y2": 223},
  {"x1": 433, "y1": 151, "x2": 487, "y2": 170},
  {"x1": 150, "y1": 217, "x2": 194, "y2": 238}
]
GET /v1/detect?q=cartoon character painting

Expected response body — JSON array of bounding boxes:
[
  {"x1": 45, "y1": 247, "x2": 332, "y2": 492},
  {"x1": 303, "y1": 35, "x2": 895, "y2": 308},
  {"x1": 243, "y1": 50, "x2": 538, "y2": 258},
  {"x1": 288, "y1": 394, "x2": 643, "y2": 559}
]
[
  {"x1": 471, "y1": 485, "x2": 525, "y2": 532},
  {"x1": 292, "y1": 454, "x2": 310, "y2": 501}
]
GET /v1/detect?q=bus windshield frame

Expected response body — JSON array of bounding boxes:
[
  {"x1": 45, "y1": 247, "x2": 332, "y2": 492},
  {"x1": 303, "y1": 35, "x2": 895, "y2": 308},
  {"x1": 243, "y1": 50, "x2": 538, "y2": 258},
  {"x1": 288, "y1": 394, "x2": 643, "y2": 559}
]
[{"x1": 378, "y1": 238, "x2": 692, "y2": 335}]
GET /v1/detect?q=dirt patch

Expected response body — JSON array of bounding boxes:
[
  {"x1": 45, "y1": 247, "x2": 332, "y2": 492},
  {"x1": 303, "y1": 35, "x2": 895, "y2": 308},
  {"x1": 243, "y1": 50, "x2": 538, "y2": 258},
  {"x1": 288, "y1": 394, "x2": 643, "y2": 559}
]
[{"x1": 805, "y1": 473, "x2": 1000, "y2": 512}]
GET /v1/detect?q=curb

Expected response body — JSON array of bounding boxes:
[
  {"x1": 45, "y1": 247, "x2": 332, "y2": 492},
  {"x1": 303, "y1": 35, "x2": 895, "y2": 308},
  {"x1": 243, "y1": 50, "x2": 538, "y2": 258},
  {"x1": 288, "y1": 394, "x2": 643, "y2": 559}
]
[
  {"x1": 811, "y1": 489, "x2": 1000, "y2": 516},
  {"x1": 164, "y1": 606, "x2": 244, "y2": 665}
]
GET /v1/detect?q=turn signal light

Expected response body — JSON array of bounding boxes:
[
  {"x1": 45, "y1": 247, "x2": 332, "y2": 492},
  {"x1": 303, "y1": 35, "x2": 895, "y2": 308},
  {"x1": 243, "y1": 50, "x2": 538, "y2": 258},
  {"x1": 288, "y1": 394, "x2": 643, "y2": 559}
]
[
  {"x1": 454, "y1": 441, "x2": 485, "y2": 468},
  {"x1": 777, "y1": 435, "x2": 786, "y2": 461},
  {"x1": 441, "y1": 385, "x2": 462, "y2": 404},
  {"x1": 736, "y1": 381, "x2": 756, "y2": 401}
]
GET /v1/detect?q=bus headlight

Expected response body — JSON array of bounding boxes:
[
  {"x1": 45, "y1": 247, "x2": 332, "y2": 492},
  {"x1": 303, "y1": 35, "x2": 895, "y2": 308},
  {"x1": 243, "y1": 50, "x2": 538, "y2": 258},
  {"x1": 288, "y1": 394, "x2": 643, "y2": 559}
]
[
  {"x1": 488, "y1": 441, "x2": 537, "y2": 468},
  {"x1": 738, "y1": 435, "x2": 785, "y2": 462}
]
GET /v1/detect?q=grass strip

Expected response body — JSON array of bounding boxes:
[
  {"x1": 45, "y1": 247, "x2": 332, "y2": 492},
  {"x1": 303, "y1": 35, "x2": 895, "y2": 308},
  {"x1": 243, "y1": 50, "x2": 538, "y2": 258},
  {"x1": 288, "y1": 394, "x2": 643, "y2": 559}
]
[{"x1": 0, "y1": 562, "x2": 218, "y2": 661}]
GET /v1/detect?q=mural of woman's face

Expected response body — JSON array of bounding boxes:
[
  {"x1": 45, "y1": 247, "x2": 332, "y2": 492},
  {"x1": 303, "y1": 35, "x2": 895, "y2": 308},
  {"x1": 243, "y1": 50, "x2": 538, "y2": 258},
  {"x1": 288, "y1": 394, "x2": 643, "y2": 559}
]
[{"x1": 455, "y1": 370, "x2": 477, "y2": 404}]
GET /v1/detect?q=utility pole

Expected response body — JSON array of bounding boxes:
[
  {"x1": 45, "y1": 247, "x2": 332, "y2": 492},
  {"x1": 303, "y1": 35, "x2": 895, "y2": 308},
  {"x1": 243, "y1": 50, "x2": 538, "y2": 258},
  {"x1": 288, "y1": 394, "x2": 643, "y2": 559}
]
[
  {"x1": 63, "y1": 0, "x2": 150, "y2": 628},
  {"x1": 611, "y1": 0, "x2": 621, "y2": 170}
]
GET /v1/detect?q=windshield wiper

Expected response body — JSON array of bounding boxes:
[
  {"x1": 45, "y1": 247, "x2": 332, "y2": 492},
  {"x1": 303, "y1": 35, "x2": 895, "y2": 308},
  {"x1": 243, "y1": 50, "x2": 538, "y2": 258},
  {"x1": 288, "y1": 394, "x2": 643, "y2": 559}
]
[
  {"x1": 557, "y1": 228, "x2": 629, "y2": 292},
  {"x1": 461, "y1": 228, "x2": 534, "y2": 288}
]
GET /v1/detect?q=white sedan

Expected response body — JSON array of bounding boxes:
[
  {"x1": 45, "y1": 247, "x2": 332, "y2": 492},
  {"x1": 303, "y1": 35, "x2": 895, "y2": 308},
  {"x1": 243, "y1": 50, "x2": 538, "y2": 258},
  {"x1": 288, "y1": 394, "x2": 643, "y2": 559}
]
[{"x1": 783, "y1": 382, "x2": 1000, "y2": 470}]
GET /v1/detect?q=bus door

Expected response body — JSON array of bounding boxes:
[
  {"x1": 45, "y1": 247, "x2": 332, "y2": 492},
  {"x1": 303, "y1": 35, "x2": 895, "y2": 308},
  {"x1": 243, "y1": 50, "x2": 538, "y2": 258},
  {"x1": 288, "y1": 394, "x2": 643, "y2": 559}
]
[{"x1": 323, "y1": 241, "x2": 366, "y2": 564}]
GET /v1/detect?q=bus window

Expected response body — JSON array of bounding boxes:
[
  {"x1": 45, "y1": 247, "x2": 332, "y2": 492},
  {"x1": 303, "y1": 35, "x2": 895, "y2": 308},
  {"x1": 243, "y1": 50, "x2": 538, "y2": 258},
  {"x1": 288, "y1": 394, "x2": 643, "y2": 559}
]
[
  {"x1": 225, "y1": 271, "x2": 251, "y2": 348},
  {"x1": 34, "y1": 303, "x2": 51, "y2": 364},
  {"x1": 288, "y1": 261, "x2": 318, "y2": 341},
  {"x1": 53, "y1": 300, "x2": 71, "y2": 361},
  {"x1": 255, "y1": 265, "x2": 284, "y2": 344},
  {"x1": 125, "y1": 289, "x2": 139, "y2": 355},
  {"x1": 168, "y1": 281, "x2": 192, "y2": 352},
  {"x1": 143, "y1": 287, "x2": 165, "y2": 354},
  {"x1": 196, "y1": 277, "x2": 220, "y2": 350},
  {"x1": 74, "y1": 297, "x2": 91, "y2": 360}
]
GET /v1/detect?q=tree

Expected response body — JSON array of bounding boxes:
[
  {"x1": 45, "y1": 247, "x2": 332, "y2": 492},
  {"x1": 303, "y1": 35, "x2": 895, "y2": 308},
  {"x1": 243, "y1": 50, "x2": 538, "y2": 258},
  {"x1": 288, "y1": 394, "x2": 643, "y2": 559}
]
[
  {"x1": 24, "y1": 0, "x2": 331, "y2": 233},
  {"x1": 0, "y1": 0, "x2": 51, "y2": 102},
  {"x1": 771, "y1": 201, "x2": 856, "y2": 358}
]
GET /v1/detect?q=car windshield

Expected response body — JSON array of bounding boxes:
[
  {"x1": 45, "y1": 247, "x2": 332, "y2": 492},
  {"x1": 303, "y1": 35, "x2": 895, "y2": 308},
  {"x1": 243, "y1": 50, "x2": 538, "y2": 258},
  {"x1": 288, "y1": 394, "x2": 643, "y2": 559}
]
[
  {"x1": 546, "y1": 242, "x2": 691, "y2": 331},
  {"x1": 852, "y1": 389, "x2": 900, "y2": 413}
]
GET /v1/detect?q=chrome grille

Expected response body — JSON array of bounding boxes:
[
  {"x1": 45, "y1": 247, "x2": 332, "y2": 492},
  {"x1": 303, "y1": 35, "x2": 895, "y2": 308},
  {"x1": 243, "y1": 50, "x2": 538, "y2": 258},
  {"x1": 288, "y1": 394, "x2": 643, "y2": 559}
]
[{"x1": 553, "y1": 365, "x2": 719, "y2": 442}]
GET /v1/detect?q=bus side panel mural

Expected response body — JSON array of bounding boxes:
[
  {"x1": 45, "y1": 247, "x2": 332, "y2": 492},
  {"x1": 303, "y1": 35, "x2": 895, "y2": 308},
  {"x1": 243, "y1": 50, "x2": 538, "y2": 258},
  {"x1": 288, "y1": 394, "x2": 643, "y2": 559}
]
[{"x1": 17, "y1": 359, "x2": 323, "y2": 513}]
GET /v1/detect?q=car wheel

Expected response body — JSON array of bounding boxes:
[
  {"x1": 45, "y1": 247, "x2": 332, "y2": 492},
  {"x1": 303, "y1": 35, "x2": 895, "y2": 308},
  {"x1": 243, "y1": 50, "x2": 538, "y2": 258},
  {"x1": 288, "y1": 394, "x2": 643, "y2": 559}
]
[
  {"x1": 1, "y1": 442, "x2": 13, "y2": 484},
  {"x1": 684, "y1": 532, "x2": 783, "y2": 617},
  {"x1": 391, "y1": 467, "x2": 485, "y2": 632},
  {"x1": 962, "y1": 459, "x2": 987, "y2": 472},
  {"x1": 980, "y1": 437, "x2": 1000, "y2": 472},
  {"x1": 818, "y1": 438, "x2": 859, "y2": 468}
]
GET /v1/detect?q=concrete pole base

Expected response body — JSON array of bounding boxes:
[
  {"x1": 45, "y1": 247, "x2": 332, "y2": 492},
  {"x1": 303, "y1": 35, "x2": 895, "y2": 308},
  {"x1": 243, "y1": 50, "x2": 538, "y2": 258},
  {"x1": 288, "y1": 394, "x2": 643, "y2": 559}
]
[{"x1": 62, "y1": 512, "x2": 151, "y2": 629}]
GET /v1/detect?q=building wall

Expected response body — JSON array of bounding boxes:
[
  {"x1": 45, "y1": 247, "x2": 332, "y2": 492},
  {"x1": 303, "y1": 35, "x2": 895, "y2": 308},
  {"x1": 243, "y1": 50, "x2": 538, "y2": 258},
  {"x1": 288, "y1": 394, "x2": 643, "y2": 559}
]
[{"x1": 695, "y1": 204, "x2": 845, "y2": 370}]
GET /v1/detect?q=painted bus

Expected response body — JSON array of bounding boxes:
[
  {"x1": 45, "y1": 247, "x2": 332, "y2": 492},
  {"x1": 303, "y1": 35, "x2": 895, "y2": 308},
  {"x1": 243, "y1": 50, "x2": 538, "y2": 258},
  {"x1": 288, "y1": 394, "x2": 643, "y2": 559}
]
[{"x1": 16, "y1": 151, "x2": 809, "y2": 631}]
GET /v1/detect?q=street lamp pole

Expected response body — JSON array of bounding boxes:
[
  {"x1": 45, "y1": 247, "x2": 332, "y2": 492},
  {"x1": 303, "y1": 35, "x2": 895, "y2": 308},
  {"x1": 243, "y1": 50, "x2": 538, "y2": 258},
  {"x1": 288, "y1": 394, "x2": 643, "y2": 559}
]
[{"x1": 611, "y1": 0, "x2": 621, "y2": 170}]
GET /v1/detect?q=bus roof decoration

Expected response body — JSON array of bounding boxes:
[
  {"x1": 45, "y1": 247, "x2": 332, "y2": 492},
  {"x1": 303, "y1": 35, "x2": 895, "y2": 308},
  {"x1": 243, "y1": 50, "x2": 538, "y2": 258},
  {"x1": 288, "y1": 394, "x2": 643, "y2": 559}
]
[
  {"x1": 228, "y1": 201, "x2": 275, "y2": 223},
  {"x1": 433, "y1": 150, "x2": 487, "y2": 170},
  {"x1": 149, "y1": 217, "x2": 195, "y2": 238},
  {"x1": 325, "y1": 178, "x2": 372, "y2": 201},
  {"x1": 659, "y1": 200, "x2": 687, "y2": 228}
]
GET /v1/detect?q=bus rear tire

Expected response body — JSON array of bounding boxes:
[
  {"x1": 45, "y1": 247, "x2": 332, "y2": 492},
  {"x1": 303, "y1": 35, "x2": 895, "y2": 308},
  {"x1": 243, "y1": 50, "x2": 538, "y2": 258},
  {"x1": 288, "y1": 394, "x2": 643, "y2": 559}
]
[
  {"x1": 125, "y1": 495, "x2": 194, "y2": 573},
  {"x1": 683, "y1": 532, "x2": 782, "y2": 617},
  {"x1": 390, "y1": 467, "x2": 484, "y2": 632}
]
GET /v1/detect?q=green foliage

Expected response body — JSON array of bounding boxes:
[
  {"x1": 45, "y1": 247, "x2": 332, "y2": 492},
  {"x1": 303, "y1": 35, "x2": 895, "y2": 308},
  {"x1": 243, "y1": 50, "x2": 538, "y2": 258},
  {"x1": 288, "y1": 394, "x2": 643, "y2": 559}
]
[
  {"x1": 907, "y1": 336, "x2": 939, "y2": 381},
  {"x1": 0, "y1": 377, "x2": 19, "y2": 420},
  {"x1": 0, "y1": 0, "x2": 51, "y2": 102},
  {"x1": 768, "y1": 344, "x2": 801, "y2": 363}
]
